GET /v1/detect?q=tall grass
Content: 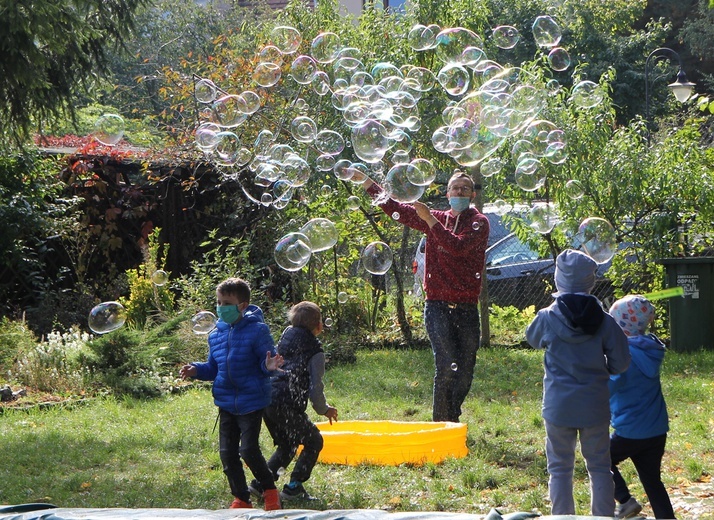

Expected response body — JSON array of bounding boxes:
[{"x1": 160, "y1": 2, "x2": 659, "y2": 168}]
[{"x1": 1, "y1": 347, "x2": 712, "y2": 517}]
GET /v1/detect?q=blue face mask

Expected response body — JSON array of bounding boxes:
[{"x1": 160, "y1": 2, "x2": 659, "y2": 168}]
[
  {"x1": 216, "y1": 304, "x2": 242, "y2": 324},
  {"x1": 449, "y1": 196, "x2": 471, "y2": 213}
]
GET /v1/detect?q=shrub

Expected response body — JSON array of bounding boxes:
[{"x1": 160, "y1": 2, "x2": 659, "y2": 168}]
[{"x1": 0, "y1": 317, "x2": 38, "y2": 377}]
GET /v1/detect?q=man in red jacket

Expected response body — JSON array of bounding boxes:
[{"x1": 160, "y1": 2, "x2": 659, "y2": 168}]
[{"x1": 357, "y1": 169, "x2": 489, "y2": 422}]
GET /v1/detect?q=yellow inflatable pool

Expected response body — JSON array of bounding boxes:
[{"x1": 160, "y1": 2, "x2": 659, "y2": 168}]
[{"x1": 314, "y1": 420, "x2": 468, "y2": 466}]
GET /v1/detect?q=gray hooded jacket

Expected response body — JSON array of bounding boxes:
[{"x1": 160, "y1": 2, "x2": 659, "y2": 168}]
[{"x1": 526, "y1": 293, "x2": 630, "y2": 427}]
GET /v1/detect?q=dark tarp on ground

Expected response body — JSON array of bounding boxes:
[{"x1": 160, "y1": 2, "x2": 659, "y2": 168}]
[{"x1": 0, "y1": 506, "x2": 620, "y2": 520}]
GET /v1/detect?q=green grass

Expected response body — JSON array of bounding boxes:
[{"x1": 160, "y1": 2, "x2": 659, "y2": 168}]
[{"x1": 1, "y1": 347, "x2": 713, "y2": 517}]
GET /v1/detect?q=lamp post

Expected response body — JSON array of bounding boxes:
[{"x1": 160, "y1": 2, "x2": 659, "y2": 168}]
[{"x1": 644, "y1": 47, "x2": 695, "y2": 145}]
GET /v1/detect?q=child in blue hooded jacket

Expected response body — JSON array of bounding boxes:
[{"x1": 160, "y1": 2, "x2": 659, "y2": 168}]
[
  {"x1": 609, "y1": 295, "x2": 676, "y2": 519},
  {"x1": 180, "y1": 277, "x2": 284, "y2": 510},
  {"x1": 526, "y1": 249, "x2": 630, "y2": 517}
]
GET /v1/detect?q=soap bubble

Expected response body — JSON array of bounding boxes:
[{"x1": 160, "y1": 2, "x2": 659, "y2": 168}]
[
  {"x1": 260, "y1": 193, "x2": 273, "y2": 206},
  {"x1": 408, "y1": 24, "x2": 439, "y2": 51},
  {"x1": 275, "y1": 232, "x2": 312, "y2": 271},
  {"x1": 324, "y1": 317, "x2": 334, "y2": 327},
  {"x1": 311, "y1": 32, "x2": 341, "y2": 64},
  {"x1": 271, "y1": 26, "x2": 302, "y2": 54},
  {"x1": 578, "y1": 217, "x2": 617, "y2": 264},
  {"x1": 435, "y1": 27, "x2": 483, "y2": 65},
  {"x1": 392, "y1": 212, "x2": 400, "y2": 220},
  {"x1": 258, "y1": 45, "x2": 283, "y2": 66},
  {"x1": 406, "y1": 158, "x2": 436, "y2": 186},
  {"x1": 290, "y1": 55, "x2": 318, "y2": 84},
  {"x1": 547, "y1": 47, "x2": 571, "y2": 72},
  {"x1": 337, "y1": 291, "x2": 348, "y2": 304},
  {"x1": 532, "y1": 15, "x2": 562, "y2": 48},
  {"x1": 384, "y1": 163, "x2": 426, "y2": 203},
  {"x1": 88, "y1": 301, "x2": 127, "y2": 334},
  {"x1": 437, "y1": 64, "x2": 470, "y2": 96},
  {"x1": 316, "y1": 154, "x2": 336, "y2": 171},
  {"x1": 492, "y1": 199, "x2": 512, "y2": 216},
  {"x1": 241, "y1": 90, "x2": 261, "y2": 114},
  {"x1": 529, "y1": 203, "x2": 559, "y2": 234},
  {"x1": 151, "y1": 270, "x2": 169, "y2": 286},
  {"x1": 214, "y1": 131, "x2": 242, "y2": 166},
  {"x1": 472, "y1": 221, "x2": 481, "y2": 231},
  {"x1": 194, "y1": 78, "x2": 217, "y2": 103},
  {"x1": 195, "y1": 123, "x2": 221, "y2": 151},
  {"x1": 571, "y1": 80, "x2": 604, "y2": 109},
  {"x1": 492, "y1": 25, "x2": 520, "y2": 49},
  {"x1": 277, "y1": 467, "x2": 286, "y2": 477},
  {"x1": 334, "y1": 159, "x2": 355, "y2": 181},
  {"x1": 290, "y1": 116, "x2": 317, "y2": 143},
  {"x1": 320, "y1": 184, "x2": 332, "y2": 196},
  {"x1": 191, "y1": 311, "x2": 217, "y2": 334},
  {"x1": 450, "y1": 363, "x2": 458, "y2": 371},
  {"x1": 480, "y1": 157, "x2": 504, "y2": 178},
  {"x1": 93, "y1": 114, "x2": 125, "y2": 146},
  {"x1": 315, "y1": 129, "x2": 345, "y2": 156},
  {"x1": 252, "y1": 62, "x2": 282, "y2": 87},
  {"x1": 351, "y1": 119, "x2": 389, "y2": 163},
  {"x1": 299, "y1": 218, "x2": 338, "y2": 252},
  {"x1": 212, "y1": 95, "x2": 248, "y2": 128},
  {"x1": 346, "y1": 195, "x2": 361, "y2": 210},
  {"x1": 565, "y1": 179, "x2": 585, "y2": 199},
  {"x1": 362, "y1": 241, "x2": 393, "y2": 275}
]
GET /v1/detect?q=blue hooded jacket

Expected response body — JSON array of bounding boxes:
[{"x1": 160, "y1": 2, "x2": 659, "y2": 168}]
[
  {"x1": 609, "y1": 333, "x2": 669, "y2": 439},
  {"x1": 191, "y1": 304, "x2": 276, "y2": 415}
]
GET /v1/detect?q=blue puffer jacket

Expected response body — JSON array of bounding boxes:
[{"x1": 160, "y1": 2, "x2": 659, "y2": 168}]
[
  {"x1": 191, "y1": 304, "x2": 276, "y2": 415},
  {"x1": 609, "y1": 333, "x2": 669, "y2": 439}
]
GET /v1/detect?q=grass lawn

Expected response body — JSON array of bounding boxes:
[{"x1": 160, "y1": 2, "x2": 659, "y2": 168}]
[{"x1": 1, "y1": 347, "x2": 712, "y2": 517}]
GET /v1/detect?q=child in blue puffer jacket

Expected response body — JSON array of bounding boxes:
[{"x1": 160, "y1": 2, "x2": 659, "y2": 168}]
[
  {"x1": 609, "y1": 295, "x2": 676, "y2": 519},
  {"x1": 180, "y1": 277, "x2": 284, "y2": 511}
]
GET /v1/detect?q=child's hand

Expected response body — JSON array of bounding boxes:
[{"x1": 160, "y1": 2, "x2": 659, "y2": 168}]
[
  {"x1": 179, "y1": 364, "x2": 196, "y2": 379},
  {"x1": 266, "y1": 351, "x2": 285, "y2": 372},
  {"x1": 325, "y1": 406, "x2": 338, "y2": 424}
]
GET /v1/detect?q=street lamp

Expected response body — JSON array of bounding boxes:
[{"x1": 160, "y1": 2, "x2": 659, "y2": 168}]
[{"x1": 645, "y1": 47, "x2": 695, "y2": 145}]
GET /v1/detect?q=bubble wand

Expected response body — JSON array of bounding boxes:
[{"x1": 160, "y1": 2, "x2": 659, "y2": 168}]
[{"x1": 642, "y1": 287, "x2": 684, "y2": 301}]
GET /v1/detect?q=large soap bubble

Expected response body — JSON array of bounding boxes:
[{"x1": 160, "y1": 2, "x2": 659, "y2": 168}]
[
  {"x1": 547, "y1": 47, "x2": 571, "y2": 72},
  {"x1": 271, "y1": 26, "x2": 302, "y2": 54},
  {"x1": 275, "y1": 232, "x2": 313, "y2": 271},
  {"x1": 529, "y1": 203, "x2": 559, "y2": 234},
  {"x1": 406, "y1": 158, "x2": 436, "y2": 186},
  {"x1": 311, "y1": 32, "x2": 341, "y2": 64},
  {"x1": 571, "y1": 80, "x2": 604, "y2": 109},
  {"x1": 362, "y1": 241, "x2": 393, "y2": 275},
  {"x1": 253, "y1": 62, "x2": 282, "y2": 87},
  {"x1": 88, "y1": 301, "x2": 127, "y2": 334},
  {"x1": 492, "y1": 25, "x2": 520, "y2": 49},
  {"x1": 290, "y1": 55, "x2": 318, "y2": 84},
  {"x1": 93, "y1": 114, "x2": 125, "y2": 146},
  {"x1": 191, "y1": 311, "x2": 217, "y2": 334},
  {"x1": 290, "y1": 116, "x2": 317, "y2": 143},
  {"x1": 384, "y1": 163, "x2": 426, "y2": 203},
  {"x1": 315, "y1": 129, "x2": 346, "y2": 156},
  {"x1": 300, "y1": 218, "x2": 338, "y2": 252},
  {"x1": 194, "y1": 78, "x2": 217, "y2": 103},
  {"x1": 565, "y1": 179, "x2": 585, "y2": 199},
  {"x1": 407, "y1": 24, "x2": 439, "y2": 51},
  {"x1": 532, "y1": 15, "x2": 562, "y2": 48},
  {"x1": 578, "y1": 217, "x2": 617, "y2": 264},
  {"x1": 351, "y1": 119, "x2": 389, "y2": 163},
  {"x1": 435, "y1": 27, "x2": 483, "y2": 65}
]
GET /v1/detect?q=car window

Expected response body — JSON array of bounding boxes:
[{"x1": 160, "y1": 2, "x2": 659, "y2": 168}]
[{"x1": 486, "y1": 234, "x2": 540, "y2": 267}]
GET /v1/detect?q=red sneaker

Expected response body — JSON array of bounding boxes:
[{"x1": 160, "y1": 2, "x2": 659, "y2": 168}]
[
  {"x1": 263, "y1": 488, "x2": 281, "y2": 511},
  {"x1": 229, "y1": 497, "x2": 252, "y2": 509}
]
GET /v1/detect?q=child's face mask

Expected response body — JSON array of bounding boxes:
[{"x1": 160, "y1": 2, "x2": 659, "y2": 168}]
[{"x1": 216, "y1": 304, "x2": 242, "y2": 324}]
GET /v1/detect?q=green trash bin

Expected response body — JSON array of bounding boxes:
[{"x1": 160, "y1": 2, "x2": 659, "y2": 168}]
[{"x1": 658, "y1": 257, "x2": 714, "y2": 351}]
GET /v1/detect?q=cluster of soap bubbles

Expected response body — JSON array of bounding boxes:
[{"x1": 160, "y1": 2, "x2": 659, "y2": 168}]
[
  {"x1": 183, "y1": 14, "x2": 611, "y2": 276},
  {"x1": 87, "y1": 13, "x2": 617, "y2": 335}
]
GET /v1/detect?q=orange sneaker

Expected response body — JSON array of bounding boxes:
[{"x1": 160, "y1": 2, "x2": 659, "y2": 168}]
[
  {"x1": 229, "y1": 497, "x2": 252, "y2": 509},
  {"x1": 262, "y1": 488, "x2": 281, "y2": 511}
]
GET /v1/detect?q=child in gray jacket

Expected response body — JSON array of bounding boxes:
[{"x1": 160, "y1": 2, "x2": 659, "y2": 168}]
[{"x1": 526, "y1": 249, "x2": 630, "y2": 516}]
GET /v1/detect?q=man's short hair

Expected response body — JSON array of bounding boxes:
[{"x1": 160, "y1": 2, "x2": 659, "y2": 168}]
[
  {"x1": 288, "y1": 301, "x2": 322, "y2": 331},
  {"x1": 447, "y1": 170, "x2": 475, "y2": 190},
  {"x1": 216, "y1": 278, "x2": 251, "y2": 302}
]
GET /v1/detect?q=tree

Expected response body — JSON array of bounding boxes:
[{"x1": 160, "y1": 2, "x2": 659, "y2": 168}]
[{"x1": 0, "y1": 0, "x2": 150, "y2": 147}]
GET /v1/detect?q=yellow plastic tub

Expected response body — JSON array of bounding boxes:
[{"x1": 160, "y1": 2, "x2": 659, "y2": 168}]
[{"x1": 313, "y1": 420, "x2": 468, "y2": 466}]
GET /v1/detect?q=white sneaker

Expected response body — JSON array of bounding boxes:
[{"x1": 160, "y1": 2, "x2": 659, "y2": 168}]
[{"x1": 616, "y1": 497, "x2": 643, "y2": 519}]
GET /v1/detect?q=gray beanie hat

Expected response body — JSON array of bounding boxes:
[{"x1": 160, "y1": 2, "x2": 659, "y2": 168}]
[{"x1": 555, "y1": 249, "x2": 597, "y2": 294}]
